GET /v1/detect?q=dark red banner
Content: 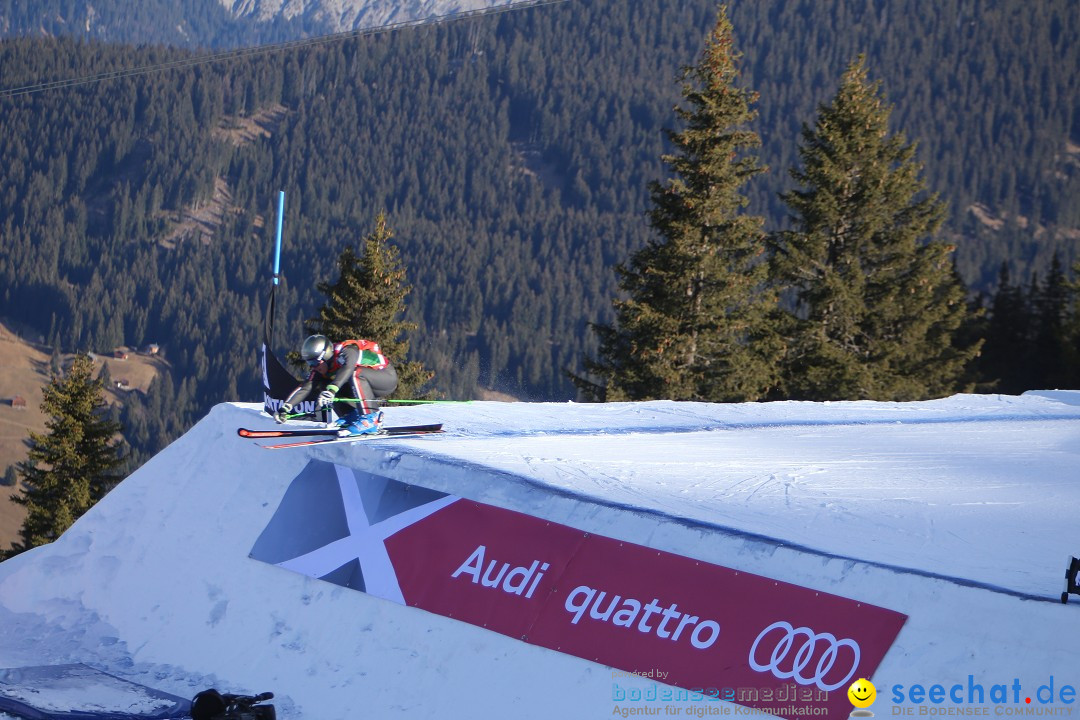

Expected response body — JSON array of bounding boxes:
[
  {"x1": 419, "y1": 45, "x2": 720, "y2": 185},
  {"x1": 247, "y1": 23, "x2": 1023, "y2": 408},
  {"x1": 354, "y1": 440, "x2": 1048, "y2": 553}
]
[{"x1": 384, "y1": 496, "x2": 906, "y2": 719}]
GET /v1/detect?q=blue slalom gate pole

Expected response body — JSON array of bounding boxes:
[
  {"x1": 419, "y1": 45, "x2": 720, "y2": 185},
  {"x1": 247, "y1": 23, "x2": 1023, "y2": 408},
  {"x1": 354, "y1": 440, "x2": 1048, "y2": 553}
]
[{"x1": 273, "y1": 190, "x2": 285, "y2": 285}]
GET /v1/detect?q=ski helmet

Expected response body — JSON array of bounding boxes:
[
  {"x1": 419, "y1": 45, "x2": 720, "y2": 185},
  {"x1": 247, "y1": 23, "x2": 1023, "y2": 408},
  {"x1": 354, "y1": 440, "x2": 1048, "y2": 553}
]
[{"x1": 300, "y1": 334, "x2": 333, "y2": 365}]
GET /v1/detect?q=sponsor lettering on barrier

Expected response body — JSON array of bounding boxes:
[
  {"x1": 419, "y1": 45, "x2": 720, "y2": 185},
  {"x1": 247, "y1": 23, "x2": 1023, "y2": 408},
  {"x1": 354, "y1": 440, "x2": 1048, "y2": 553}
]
[
  {"x1": 384, "y1": 489, "x2": 906, "y2": 719},
  {"x1": 451, "y1": 545, "x2": 550, "y2": 598},
  {"x1": 564, "y1": 585, "x2": 721, "y2": 649},
  {"x1": 256, "y1": 463, "x2": 907, "y2": 720}
]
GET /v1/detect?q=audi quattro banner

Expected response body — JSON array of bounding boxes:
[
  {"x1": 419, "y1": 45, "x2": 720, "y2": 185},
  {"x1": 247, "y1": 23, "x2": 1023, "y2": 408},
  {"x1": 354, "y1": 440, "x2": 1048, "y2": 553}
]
[{"x1": 252, "y1": 462, "x2": 907, "y2": 719}]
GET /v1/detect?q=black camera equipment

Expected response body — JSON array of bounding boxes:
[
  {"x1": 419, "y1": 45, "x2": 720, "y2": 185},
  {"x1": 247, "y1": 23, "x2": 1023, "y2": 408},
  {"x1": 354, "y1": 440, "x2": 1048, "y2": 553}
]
[
  {"x1": 191, "y1": 689, "x2": 276, "y2": 720},
  {"x1": 1063, "y1": 555, "x2": 1080, "y2": 604}
]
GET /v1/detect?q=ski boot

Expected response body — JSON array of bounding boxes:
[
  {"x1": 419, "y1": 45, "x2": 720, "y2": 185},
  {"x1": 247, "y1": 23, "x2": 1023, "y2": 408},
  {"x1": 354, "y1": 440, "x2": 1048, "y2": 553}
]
[
  {"x1": 333, "y1": 409, "x2": 363, "y2": 428},
  {"x1": 337, "y1": 410, "x2": 384, "y2": 437}
]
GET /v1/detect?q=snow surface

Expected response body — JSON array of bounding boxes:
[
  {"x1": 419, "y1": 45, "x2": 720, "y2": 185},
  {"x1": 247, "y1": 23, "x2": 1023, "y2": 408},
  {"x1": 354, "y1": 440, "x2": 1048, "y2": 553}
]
[
  {"x1": 0, "y1": 393, "x2": 1078, "y2": 718},
  {"x1": 0, "y1": 664, "x2": 180, "y2": 713}
]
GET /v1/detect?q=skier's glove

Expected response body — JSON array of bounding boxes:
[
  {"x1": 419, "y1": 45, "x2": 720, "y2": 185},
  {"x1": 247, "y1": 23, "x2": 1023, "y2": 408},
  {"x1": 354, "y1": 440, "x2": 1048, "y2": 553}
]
[
  {"x1": 318, "y1": 386, "x2": 338, "y2": 408},
  {"x1": 274, "y1": 403, "x2": 292, "y2": 423}
]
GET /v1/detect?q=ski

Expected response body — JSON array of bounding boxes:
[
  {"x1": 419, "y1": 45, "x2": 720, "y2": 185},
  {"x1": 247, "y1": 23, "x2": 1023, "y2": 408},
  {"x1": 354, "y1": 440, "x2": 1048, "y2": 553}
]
[
  {"x1": 240, "y1": 426, "x2": 337, "y2": 439},
  {"x1": 258, "y1": 424, "x2": 444, "y2": 449},
  {"x1": 238, "y1": 423, "x2": 442, "y2": 439}
]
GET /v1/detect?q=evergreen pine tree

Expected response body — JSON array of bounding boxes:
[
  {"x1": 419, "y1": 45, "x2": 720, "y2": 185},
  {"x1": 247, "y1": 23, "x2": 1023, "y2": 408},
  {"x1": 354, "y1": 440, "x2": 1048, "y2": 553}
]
[
  {"x1": 575, "y1": 6, "x2": 781, "y2": 402},
  {"x1": 10, "y1": 354, "x2": 125, "y2": 554},
  {"x1": 49, "y1": 346, "x2": 63, "y2": 376},
  {"x1": 307, "y1": 213, "x2": 433, "y2": 398},
  {"x1": 1065, "y1": 261, "x2": 1080, "y2": 390},
  {"x1": 1030, "y1": 255, "x2": 1071, "y2": 390},
  {"x1": 978, "y1": 264, "x2": 1032, "y2": 393},
  {"x1": 97, "y1": 360, "x2": 113, "y2": 388},
  {"x1": 771, "y1": 56, "x2": 978, "y2": 401}
]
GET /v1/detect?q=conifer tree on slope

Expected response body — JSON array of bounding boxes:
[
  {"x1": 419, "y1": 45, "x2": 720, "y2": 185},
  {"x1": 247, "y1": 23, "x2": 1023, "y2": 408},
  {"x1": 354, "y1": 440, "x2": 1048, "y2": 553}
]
[
  {"x1": 771, "y1": 56, "x2": 978, "y2": 401},
  {"x1": 1068, "y1": 261, "x2": 1080, "y2": 390},
  {"x1": 306, "y1": 213, "x2": 433, "y2": 398},
  {"x1": 1029, "y1": 254, "x2": 1073, "y2": 390},
  {"x1": 576, "y1": 7, "x2": 780, "y2": 401},
  {"x1": 10, "y1": 354, "x2": 125, "y2": 554},
  {"x1": 976, "y1": 263, "x2": 1031, "y2": 393}
]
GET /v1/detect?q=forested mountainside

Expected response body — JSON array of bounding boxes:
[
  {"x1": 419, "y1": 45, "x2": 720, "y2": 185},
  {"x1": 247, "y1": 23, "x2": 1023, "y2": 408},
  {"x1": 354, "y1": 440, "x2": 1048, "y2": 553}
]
[{"x1": 0, "y1": 0, "x2": 1076, "y2": 465}]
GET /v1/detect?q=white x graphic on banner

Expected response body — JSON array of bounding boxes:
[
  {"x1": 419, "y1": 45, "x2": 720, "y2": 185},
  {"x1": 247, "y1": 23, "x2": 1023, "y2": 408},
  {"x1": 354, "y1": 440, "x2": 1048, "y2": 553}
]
[{"x1": 277, "y1": 464, "x2": 458, "y2": 604}]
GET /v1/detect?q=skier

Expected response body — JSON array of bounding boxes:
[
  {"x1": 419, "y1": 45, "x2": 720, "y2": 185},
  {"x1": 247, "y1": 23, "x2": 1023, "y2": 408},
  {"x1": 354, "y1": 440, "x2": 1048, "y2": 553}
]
[{"x1": 274, "y1": 334, "x2": 397, "y2": 436}]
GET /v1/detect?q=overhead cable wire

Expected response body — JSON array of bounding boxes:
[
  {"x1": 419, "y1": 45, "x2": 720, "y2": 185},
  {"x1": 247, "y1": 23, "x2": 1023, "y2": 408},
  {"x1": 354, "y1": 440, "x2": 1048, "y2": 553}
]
[{"x1": 0, "y1": 0, "x2": 568, "y2": 99}]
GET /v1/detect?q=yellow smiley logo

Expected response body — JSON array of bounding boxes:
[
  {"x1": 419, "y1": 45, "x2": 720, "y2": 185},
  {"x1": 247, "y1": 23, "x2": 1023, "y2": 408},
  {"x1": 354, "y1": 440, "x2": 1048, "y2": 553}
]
[{"x1": 848, "y1": 678, "x2": 877, "y2": 708}]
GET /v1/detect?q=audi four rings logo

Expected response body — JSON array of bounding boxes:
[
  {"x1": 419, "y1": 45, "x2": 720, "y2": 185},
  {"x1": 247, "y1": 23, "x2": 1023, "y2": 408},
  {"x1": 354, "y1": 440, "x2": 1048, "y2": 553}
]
[{"x1": 748, "y1": 620, "x2": 862, "y2": 692}]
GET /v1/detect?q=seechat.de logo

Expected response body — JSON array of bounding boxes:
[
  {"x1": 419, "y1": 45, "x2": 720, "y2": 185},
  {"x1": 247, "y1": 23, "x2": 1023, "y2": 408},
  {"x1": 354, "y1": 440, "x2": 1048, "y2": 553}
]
[{"x1": 849, "y1": 678, "x2": 877, "y2": 717}]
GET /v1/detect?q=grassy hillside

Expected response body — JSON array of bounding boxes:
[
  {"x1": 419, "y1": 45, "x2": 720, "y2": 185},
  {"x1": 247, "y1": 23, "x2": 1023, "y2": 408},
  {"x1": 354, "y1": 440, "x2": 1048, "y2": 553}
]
[
  {"x1": 0, "y1": 322, "x2": 163, "y2": 547},
  {"x1": 0, "y1": 323, "x2": 49, "y2": 547}
]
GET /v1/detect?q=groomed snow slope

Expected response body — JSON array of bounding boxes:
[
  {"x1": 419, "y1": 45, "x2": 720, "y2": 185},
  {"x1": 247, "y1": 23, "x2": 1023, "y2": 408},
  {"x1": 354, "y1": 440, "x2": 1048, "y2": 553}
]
[{"x1": 0, "y1": 393, "x2": 1078, "y2": 718}]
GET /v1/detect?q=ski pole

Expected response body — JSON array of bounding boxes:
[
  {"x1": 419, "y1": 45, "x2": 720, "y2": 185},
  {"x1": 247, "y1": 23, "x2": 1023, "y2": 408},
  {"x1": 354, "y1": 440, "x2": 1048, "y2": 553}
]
[{"x1": 330, "y1": 398, "x2": 473, "y2": 405}]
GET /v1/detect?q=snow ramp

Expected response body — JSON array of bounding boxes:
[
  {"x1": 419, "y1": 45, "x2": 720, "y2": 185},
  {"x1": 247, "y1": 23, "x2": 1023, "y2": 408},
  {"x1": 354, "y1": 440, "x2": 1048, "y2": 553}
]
[
  {"x1": 0, "y1": 665, "x2": 189, "y2": 720},
  {"x1": 0, "y1": 396, "x2": 1078, "y2": 719}
]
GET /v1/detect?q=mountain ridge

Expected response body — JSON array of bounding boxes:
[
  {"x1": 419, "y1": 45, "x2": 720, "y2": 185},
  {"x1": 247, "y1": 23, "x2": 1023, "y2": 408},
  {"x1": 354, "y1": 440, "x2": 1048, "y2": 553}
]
[
  {"x1": 0, "y1": 0, "x2": 547, "y2": 48},
  {"x1": 220, "y1": 0, "x2": 519, "y2": 32}
]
